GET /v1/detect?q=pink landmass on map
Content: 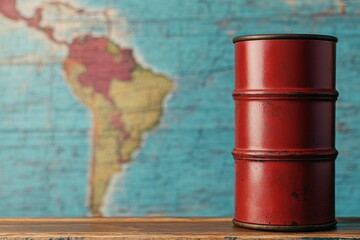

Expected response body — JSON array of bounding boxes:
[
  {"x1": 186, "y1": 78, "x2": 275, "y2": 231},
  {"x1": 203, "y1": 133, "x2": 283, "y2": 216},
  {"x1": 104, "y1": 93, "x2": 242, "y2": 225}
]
[
  {"x1": 0, "y1": 0, "x2": 66, "y2": 45},
  {"x1": 0, "y1": 0, "x2": 42, "y2": 25},
  {"x1": 68, "y1": 35, "x2": 137, "y2": 101},
  {"x1": 27, "y1": 8, "x2": 42, "y2": 27},
  {"x1": 0, "y1": 0, "x2": 22, "y2": 20},
  {"x1": 0, "y1": 0, "x2": 137, "y2": 102}
]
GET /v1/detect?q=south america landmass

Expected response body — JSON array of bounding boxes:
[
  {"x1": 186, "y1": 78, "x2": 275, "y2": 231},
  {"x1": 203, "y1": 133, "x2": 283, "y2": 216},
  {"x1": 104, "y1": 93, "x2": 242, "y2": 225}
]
[{"x1": 0, "y1": 0, "x2": 173, "y2": 215}]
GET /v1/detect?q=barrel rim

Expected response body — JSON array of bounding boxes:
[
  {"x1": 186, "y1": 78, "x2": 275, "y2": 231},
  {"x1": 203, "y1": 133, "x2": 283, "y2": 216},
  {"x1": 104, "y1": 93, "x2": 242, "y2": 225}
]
[
  {"x1": 233, "y1": 34, "x2": 338, "y2": 43},
  {"x1": 233, "y1": 219, "x2": 337, "y2": 232}
]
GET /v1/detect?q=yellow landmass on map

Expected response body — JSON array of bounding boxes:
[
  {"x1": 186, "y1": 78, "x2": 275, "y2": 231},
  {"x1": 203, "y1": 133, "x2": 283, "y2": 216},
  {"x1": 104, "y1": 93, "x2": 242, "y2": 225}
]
[{"x1": 63, "y1": 57, "x2": 173, "y2": 216}]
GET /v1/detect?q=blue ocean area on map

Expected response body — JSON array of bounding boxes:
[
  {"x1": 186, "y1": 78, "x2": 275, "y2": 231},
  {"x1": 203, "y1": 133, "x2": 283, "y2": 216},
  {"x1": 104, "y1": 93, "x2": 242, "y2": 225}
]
[
  {"x1": 0, "y1": 0, "x2": 359, "y2": 217},
  {"x1": 0, "y1": 23, "x2": 90, "y2": 215}
]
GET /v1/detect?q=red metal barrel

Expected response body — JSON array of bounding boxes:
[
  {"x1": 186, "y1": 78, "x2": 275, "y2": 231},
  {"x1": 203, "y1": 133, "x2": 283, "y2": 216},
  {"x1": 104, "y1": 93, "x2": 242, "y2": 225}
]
[{"x1": 232, "y1": 34, "x2": 338, "y2": 231}]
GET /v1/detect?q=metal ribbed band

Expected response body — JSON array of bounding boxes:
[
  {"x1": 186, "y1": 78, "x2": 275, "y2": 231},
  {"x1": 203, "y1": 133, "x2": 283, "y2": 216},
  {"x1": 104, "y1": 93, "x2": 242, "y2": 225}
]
[
  {"x1": 232, "y1": 148, "x2": 338, "y2": 161},
  {"x1": 232, "y1": 89, "x2": 339, "y2": 101}
]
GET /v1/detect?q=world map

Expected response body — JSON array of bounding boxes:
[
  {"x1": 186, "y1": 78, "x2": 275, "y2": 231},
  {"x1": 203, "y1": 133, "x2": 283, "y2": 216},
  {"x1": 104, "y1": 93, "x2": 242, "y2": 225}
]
[
  {"x1": 0, "y1": 0, "x2": 359, "y2": 217},
  {"x1": 0, "y1": 0, "x2": 174, "y2": 216}
]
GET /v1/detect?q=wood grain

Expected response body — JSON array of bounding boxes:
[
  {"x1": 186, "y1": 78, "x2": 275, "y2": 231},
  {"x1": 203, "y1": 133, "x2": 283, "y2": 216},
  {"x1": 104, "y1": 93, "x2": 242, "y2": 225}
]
[{"x1": 0, "y1": 218, "x2": 358, "y2": 239}]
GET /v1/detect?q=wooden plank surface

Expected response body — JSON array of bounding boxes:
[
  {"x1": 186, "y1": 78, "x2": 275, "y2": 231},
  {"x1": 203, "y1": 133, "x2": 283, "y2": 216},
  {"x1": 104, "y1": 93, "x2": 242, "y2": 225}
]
[{"x1": 0, "y1": 218, "x2": 358, "y2": 239}]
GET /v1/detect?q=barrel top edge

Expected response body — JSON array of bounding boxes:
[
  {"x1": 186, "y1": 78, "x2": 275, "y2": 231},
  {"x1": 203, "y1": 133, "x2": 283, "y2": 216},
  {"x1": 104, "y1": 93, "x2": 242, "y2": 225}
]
[{"x1": 232, "y1": 34, "x2": 338, "y2": 43}]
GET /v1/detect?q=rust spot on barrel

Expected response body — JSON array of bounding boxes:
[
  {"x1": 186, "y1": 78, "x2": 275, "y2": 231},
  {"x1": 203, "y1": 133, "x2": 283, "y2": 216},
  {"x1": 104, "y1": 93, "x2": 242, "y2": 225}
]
[
  {"x1": 291, "y1": 221, "x2": 298, "y2": 226},
  {"x1": 292, "y1": 191, "x2": 299, "y2": 199}
]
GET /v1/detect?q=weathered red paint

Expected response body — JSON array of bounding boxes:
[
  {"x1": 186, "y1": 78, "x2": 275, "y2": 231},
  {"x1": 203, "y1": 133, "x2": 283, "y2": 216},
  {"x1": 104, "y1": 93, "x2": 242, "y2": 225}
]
[{"x1": 232, "y1": 34, "x2": 338, "y2": 231}]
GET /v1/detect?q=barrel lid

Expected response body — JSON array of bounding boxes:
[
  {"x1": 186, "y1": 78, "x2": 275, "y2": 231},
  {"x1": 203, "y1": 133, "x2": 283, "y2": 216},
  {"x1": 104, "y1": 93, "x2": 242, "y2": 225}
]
[{"x1": 232, "y1": 34, "x2": 338, "y2": 43}]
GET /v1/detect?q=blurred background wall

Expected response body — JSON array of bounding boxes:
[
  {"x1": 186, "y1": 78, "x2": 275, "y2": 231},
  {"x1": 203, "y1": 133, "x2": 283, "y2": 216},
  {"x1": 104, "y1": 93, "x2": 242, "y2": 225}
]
[{"x1": 0, "y1": 0, "x2": 358, "y2": 216}]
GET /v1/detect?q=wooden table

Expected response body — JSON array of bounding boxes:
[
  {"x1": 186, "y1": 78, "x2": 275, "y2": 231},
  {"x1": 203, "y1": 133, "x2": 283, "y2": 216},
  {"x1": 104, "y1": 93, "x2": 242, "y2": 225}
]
[{"x1": 0, "y1": 217, "x2": 358, "y2": 239}]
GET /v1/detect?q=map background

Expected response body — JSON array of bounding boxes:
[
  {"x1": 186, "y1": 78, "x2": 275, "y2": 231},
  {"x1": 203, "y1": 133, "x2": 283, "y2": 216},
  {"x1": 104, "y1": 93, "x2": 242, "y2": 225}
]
[{"x1": 0, "y1": 0, "x2": 359, "y2": 216}]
